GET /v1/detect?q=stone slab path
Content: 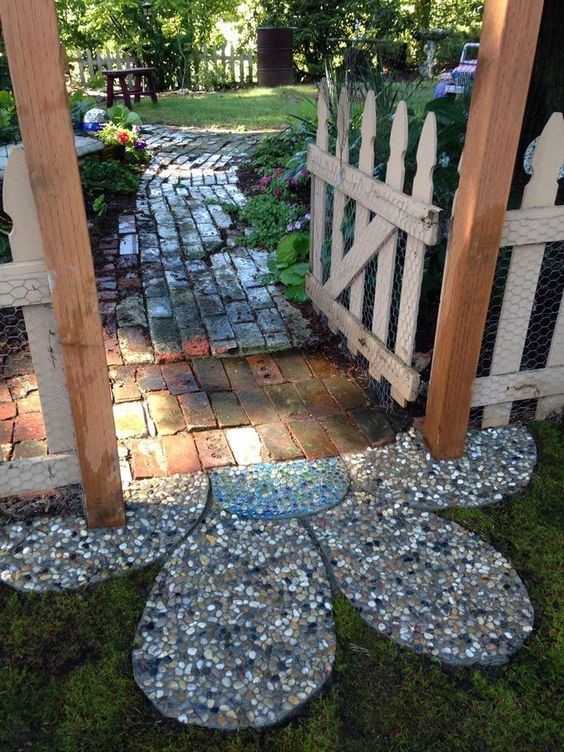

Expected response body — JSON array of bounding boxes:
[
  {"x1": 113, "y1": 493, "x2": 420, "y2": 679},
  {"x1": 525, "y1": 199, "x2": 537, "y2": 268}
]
[
  {"x1": 1, "y1": 126, "x2": 396, "y2": 476},
  {"x1": 0, "y1": 425, "x2": 537, "y2": 730}
]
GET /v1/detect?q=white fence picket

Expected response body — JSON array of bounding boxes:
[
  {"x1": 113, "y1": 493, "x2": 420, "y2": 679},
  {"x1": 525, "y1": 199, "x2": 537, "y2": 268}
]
[{"x1": 482, "y1": 113, "x2": 564, "y2": 427}]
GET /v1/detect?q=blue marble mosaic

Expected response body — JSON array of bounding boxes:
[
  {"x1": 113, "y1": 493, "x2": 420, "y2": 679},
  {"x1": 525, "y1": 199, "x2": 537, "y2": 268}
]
[{"x1": 211, "y1": 458, "x2": 350, "y2": 519}]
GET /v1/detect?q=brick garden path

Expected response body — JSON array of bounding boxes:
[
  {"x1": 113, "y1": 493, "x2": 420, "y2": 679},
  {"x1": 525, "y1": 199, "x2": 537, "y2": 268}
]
[{"x1": 0, "y1": 126, "x2": 395, "y2": 481}]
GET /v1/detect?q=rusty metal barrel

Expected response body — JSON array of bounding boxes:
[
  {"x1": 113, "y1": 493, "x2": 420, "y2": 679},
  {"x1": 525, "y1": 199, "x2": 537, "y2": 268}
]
[{"x1": 257, "y1": 27, "x2": 294, "y2": 86}]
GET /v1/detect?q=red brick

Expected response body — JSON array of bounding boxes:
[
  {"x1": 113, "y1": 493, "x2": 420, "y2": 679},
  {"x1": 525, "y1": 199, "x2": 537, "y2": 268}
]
[
  {"x1": 274, "y1": 352, "x2": 312, "y2": 381},
  {"x1": 178, "y1": 391, "x2": 216, "y2": 431},
  {"x1": 113, "y1": 383, "x2": 141, "y2": 403},
  {"x1": 13, "y1": 412, "x2": 46, "y2": 443},
  {"x1": 256, "y1": 423, "x2": 303, "y2": 461},
  {"x1": 236, "y1": 387, "x2": 279, "y2": 425},
  {"x1": 136, "y1": 365, "x2": 165, "y2": 393},
  {"x1": 161, "y1": 362, "x2": 199, "y2": 395},
  {"x1": 192, "y1": 358, "x2": 230, "y2": 391},
  {"x1": 183, "y1": 335, "x2": 210, "y2": 358},
  {"x1": 0, "y1": 420, "x2": 14, "y2": 445},
  {"x1": 321, "y1": 414, "x2": 370, "y2": 454},
  {"x1": 295, "y1": 379, "x2": 341, "y2": 417},
  {"x1": 7, "y1": 374, "x2": 37, "y2": 400},
  {"x1": 146, "y1": 392, "x2": 185, "y2": 435},
  {"x1": 222, "y1": 358, "x2": 255, "y2": 389},
  {"x1": 0, "y1": 380, "x2": 12, "y2": 402},
  {"x1": 162, "y1": 433, "x2": 201, "y2": 474},
  {"x1": 305, "y1": 353, "x2": 342, "y2": 378},
  {"x1": 323, "y1": 376, "x2": 368, "y2": 410},
  {"x1": 109, "y1": 364, "x2": 137, "y2": 384},
  {"x1": 247, "y1": 354, "x2": 285, "y2": 387},
  {"x1": 0, "y1": 401, "x2": 17, "y2": 420},
  {"x1": 17, "y1": 394, "x2": 42, "y2": 413},
  {"x1": 130, "y1": 438, "x2": 167, "y2": 479},
  {"x1": 194, "y1": 430, "x2": 234, "y2": 469},
  {"x1": 349, "y1": 407, "x2": 395, "y2": 445},
  {"x1": 210, "y1": 392, "x2": 249, "y2": 428},
  {"x1": 287, "y1": 419, "x2": 337, "y2": 459},
  {"x1": 225, "y1": 426, "x2": 264, "y2": 465},
  {"x1": 265, "y1": 383, "x2": 308, "y2": 420}
]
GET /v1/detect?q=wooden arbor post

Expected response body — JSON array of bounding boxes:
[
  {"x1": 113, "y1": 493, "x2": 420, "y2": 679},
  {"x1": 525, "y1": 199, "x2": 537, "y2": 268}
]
[
  {"x1": 0, "y1": 0, "x2": 125, "y2": 527},
  {"x1": 423, "y1": 0, "x2": 545, "y2": 459}
]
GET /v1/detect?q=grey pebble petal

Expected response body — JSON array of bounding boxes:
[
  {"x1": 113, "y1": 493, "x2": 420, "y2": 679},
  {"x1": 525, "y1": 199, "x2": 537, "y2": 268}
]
[
  {"x1": 132, "y1": 507, "x2": 335, "y2": 730},
  {"x1": 0, "y1": 474, "x2": 208, "y2": 592},
  {"x1": 344, "y1": 425, "x2": 537, "y2": 510},
  {"x1": 309, "y1": 491, "x2": 534, "y2": 666}
]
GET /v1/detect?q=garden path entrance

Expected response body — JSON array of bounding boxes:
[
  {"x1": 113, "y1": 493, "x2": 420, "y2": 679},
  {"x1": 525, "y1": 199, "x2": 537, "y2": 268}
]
[{"x1": 93, "y1": 125, "x2": 396, "y2": 482}]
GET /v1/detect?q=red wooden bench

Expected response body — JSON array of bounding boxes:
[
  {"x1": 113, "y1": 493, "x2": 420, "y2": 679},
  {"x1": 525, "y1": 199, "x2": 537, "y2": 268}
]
[{"x1": 103, "y1": 68, "x2": 158, "y2": 110}]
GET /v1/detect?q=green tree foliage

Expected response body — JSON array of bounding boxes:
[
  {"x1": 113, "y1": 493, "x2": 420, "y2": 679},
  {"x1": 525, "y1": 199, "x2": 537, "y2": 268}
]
[{"x1": 56, "y1": 0, "x2": 239, "y2": 89}]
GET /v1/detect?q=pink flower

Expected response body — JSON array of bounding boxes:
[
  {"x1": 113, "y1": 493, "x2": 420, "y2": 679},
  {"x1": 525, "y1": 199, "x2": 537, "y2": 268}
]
[
  {"x1": 300, "y1": 169, "x2": 309, "y2": 178},
  {"x1": 274, "y1": 167, "x2": 283, "y2": 176},
  {"x1": 273, "y1": 187, "x2": 282, "y2": 197}
]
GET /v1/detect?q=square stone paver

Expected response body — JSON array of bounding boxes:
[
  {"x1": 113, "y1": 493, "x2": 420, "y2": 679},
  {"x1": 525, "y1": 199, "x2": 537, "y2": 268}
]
[
  {"x1": 225, "y1": 426, "x2": 264, "y2": 464},
  {"x1": 113, "y1": 402, "x2": 147, "y2": 440}
]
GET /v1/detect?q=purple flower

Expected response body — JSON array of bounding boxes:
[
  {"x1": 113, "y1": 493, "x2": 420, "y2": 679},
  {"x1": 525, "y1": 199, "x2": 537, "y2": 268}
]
[
  {"x1": 288, "y1": 177, "x2": 298, "y2": 189},
  {"x1": 287, "y1": 223, "x2": 293, "y2": 232},
  {"x1": 294, "y1": 220, "x2": 302, "y2": 230},
  {"x1": 273, "y1": 187, "x2": 282, "y2": 197},
  {"x1": 304, "y1": 213, "x2": 311, "y2": 221},
  {"x1": 134, "y1": 139, "x2": 147, "y2": 150},
  {"x1": 274, "y1": 167, "x2": 283, "y2": 176},
  {"x1": 300, "y1": 168, "x2": 309, "y2": 178}
]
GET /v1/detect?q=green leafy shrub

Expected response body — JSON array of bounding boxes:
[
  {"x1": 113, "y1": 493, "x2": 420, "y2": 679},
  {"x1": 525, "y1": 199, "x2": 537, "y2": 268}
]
[
  {"x1": 0, "y1": 90, "x2": 19, "y2": 146},
  {"x1": 240, "y1": 193, "x2": 300, "y2": 250},
  {"x1": 69, "y1": 90, "x2": 97, "y2": 129},
  {"x1": 80, "y1": 157, "x2": 141, "y2": 214},
  {"x1": 263, "y1": 231, "x2": 310, "y2": 303},
  {"x1": 106, "y1": 104, "x2": 142, "y2": 130}
]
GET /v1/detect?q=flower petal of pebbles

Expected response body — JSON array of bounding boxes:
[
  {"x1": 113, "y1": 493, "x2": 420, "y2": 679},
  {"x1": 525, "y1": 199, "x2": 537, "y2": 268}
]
[
  {"x1": 0, "y1": 473, "x2": 208, "y2": 592},
  {"x1": 132, "y1": 508, "x2": 335, "y2": 730},
  {"x1": 344, "y1": 425, "x2": 536, "y2": 510},
  {"x1": 211, "y1": 457, "x2": 349, "y2": 519},
  {"x1": 309, "y1": 491, "x2": 534, "y2": 666}
]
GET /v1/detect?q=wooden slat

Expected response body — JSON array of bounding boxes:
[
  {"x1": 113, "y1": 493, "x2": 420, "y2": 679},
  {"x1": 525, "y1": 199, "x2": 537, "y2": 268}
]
[
  {"x1": 501, "y1": 204, "x2": 564, "y2": 246},
  {"x1": 306, "y1": 274, "x2": 420, "y2": 402},
  {"x1": 326, "y1": 213, "x2": 395, "y2": 297},
  {"x1": 392, "y1": 111, "x2": 438, "y2": 405},
  {"x1": 371, "y1": 101, "x2": 409, "y2": 370},
  {"x1": 307, "y1": 144, "x2": 440, "y2": 244},
  {"x1": 536, "y1": 290, "x2": 564, "y2": 419},
  {"x1": 330, "y1": 89, "x2": 350, "y2": 284},
  {"x1": 423, "y1": 0, "x2": 544, "y2": 458},
  {"x1": 0, "y1": 453, "x2": 81, "y2": 498},
  {"x1": 483, "y1": 113, "x2": 564, "y2": 427},
  {"x1": 349, "y1": 90, "x2": 376, "y2": 322},
  {"x1": 0, "y1": 0, "x2": 124, "y2": 527},
  {"x1": 310, "y1": 79, "x2": 330, "y2": 283},
  {"x1": 473, "y1": 365, "x2": 564, "y2": 407}
]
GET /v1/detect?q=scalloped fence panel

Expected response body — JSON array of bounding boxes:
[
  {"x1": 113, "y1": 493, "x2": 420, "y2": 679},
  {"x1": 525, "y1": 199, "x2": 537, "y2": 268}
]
[
  {"x1": 0, "y1": 147, "x2": 80, "y2": 497},
  {"x1": 306, "y1": 82, "x2": 441, "y2": 407},
  {"x1": 472, "y1": 112, "x2": 564, "y2": 427}
]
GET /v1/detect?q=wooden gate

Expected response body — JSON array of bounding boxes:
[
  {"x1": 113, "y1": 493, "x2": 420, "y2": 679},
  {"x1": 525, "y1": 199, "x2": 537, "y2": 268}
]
[{"x1": 306, "y1": 83, "x2": 441, "y2": 405}]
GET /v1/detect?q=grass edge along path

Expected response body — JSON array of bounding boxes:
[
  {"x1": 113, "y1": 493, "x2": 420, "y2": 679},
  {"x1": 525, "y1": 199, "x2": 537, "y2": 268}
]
[
  {"x1": 134, "y1": 85, "x2": 319, "y2": 131},
  {"x1": 0, "y1": 420, "x2": 562, "y2": 752}
]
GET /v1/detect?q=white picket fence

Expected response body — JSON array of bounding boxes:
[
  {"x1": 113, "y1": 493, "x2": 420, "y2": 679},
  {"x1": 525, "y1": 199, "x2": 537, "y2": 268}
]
[
  {"x1": 472, "y1": 112, "x2": 564, "y2": 426},
  {"x1": 306, "y1": 82, "x2": 441, "y2": 406},
  {"x1": 0, "y1": 148, "x2": 79, "y2": 498},
  {"x1": 68, "y1": 45, "x2": 257, "y2": 89}
]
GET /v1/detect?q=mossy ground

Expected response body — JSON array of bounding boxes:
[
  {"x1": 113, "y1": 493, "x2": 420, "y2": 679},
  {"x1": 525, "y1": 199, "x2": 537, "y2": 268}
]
[{"x1": 0, "y1": 422, "x2": 562, "y2": 752}]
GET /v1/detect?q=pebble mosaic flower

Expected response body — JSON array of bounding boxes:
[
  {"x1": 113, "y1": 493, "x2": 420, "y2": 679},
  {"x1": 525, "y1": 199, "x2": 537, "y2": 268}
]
[{"x1": 0, "y1": 426, "x2": 536, "y2": 731}]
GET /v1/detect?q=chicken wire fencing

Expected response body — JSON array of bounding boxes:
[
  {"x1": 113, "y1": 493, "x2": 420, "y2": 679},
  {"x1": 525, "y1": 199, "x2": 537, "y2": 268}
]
[{"x1": 471, "y1": 239, "x2": 564, "y2": 427}]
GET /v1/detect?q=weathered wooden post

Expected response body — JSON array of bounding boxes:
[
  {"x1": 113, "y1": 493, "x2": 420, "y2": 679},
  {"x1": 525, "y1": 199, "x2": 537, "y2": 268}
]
[
  {"x1": 423, "y1": 0, "x2": 544, "y2": 459},
  {"x1": 0, "y1": 0, "x2": 125, "y2": 527}
]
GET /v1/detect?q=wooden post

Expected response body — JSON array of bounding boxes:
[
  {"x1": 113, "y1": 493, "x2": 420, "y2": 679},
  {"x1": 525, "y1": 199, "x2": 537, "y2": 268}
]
[
  {"x1": 423, "y1": 0, "x2": 544, "y2": 459},
  {"x1": 0, "y1": 0, "x2": 125, "y2": 527}
]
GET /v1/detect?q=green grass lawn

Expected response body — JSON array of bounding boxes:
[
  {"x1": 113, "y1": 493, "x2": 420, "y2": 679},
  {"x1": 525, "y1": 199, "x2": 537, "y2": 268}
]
[
  {"x1": 134, "y1": 85, "x2": 319, "y2": 131},
  {"x1": 1, "y1": 421, "x2": 562, "y2": 752}
]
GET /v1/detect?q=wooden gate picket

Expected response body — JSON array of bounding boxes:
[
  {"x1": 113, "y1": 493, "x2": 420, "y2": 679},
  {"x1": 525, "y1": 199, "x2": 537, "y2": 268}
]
[{"x1": 306, "y1": 84, "x2": 441, "y2": 405}]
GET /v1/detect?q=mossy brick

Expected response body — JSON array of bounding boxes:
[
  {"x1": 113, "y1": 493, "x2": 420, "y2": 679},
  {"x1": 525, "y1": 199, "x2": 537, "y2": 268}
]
[
  {"x1": 265, "y1": 383, "x2": 308, "y2": 420},
  {"x1": 177, "y1": 391, "x2": 216, "y2": 431},
  {"x1": 349, "y1": 406, "x2": 395, "y2": 445},
  {"x1": 256, "y1": 422, "x2": 303, "y2": 461},
  {"x1": 236, "y1": 386, "x2": 279, "y2": 425},
  {"x1": 192, "y1": 359, "x2": 230, "y2": 392},
  {"x1": 323, "y1": 376, "x2": 368, "y2": 411},
  {"x1": 146, "y1": 392, "x2": 185, "y2": 435},
  {"x1": 247, "y1": 354, "x2": 285, "y2": 387},
  {"x1": 210, "y1": 392, "x2": 249, "y2": 428},
  {"x1": 287, "y1": 419, "x2": 337, "y2": 459},
  {"x1": 274, "y1": 352, "x2": 312, "y2": 382},
  {"x1": 295, "y1": 379, "x2": 341, "y2": 418},
  {"x1": 321, "y1": 414, "x2": 370, "y2": 454}
]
